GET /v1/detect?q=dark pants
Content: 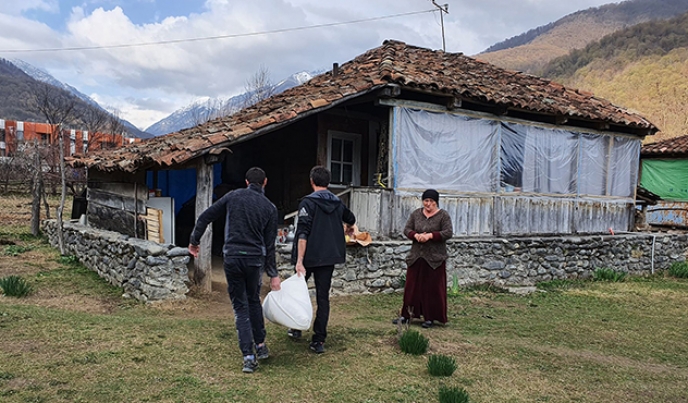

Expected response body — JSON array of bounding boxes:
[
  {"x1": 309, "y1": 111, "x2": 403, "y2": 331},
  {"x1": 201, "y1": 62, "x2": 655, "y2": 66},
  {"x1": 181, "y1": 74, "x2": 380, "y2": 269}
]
[
  {"x1": 224, "y1": 257, "x2": 266, "y2": 356},
  {"x1": 305, "y1": 265, "x2": 334, "y2": 343}
]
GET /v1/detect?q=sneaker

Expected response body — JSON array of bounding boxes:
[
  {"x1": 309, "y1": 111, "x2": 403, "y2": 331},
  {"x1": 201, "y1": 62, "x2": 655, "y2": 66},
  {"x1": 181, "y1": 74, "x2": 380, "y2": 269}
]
[
  {"x1": 242, "y1": 356, "x2": 258, "y2": 373},
  {"x1": 392, "y1": 316, "x2": 408, "y2": 325},
  {"x1": 421, "y1": 320, "x2": 433, "y2": 328},
  {"x1": 309, "y1": 341, "x2": 325, "y2": 354},
  {"x1": 287, "y1": 329, "x2": 302, "y2": 339},
  {"x1": 255, "y1": 343, "x2": 269, "y2": 360}
]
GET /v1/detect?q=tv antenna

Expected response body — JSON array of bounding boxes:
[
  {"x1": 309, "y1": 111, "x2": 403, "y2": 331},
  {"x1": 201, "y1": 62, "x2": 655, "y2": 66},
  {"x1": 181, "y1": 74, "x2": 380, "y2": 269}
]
[{"x1": 432, "y1": 1, "x2": 449, "y2": 51}]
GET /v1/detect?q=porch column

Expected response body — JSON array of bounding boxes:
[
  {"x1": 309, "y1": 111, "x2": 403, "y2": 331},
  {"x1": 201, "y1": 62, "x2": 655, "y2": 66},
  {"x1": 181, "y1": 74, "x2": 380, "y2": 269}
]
[{"x1": 194, "y1": 160, "x2": 214, "y2": 293}]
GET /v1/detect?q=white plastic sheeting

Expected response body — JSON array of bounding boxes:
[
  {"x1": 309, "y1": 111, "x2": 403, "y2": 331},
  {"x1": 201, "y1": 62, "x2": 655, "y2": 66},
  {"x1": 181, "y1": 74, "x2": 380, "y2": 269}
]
[
  {"x1": 392, "y1": 107, "x2": 640, "y2": 198},
  {"x1": 503, "y1": 123, "x2": 577, "y2": 195},
  {"x1": 395, "y1": 108, "x2": 498, "y2": 192},
  {"x1": 609, "y1": 136, "x2": 641, "y2": 197}
]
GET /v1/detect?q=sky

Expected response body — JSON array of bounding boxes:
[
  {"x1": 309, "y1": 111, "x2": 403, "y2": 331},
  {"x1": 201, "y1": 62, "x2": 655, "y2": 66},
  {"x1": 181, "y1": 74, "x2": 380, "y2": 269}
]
[{"x1": 0, "y1": 0, "x2": 618, "y2": 131}]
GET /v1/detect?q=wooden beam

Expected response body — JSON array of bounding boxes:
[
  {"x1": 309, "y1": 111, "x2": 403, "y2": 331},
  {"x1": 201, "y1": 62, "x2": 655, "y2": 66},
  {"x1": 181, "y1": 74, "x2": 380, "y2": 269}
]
[
  {"x1": 446, "y1": 97, "x2": 462, "y2": 110},
  {"x1": 194, "y1": 160, "x2": 214, "y2": 293}
]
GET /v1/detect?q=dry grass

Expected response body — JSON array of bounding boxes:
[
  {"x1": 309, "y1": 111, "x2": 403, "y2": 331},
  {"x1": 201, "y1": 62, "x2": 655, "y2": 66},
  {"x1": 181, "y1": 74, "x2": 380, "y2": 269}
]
[{"x1": 1, "y1": 194, "x2": 688, "y2": 402}]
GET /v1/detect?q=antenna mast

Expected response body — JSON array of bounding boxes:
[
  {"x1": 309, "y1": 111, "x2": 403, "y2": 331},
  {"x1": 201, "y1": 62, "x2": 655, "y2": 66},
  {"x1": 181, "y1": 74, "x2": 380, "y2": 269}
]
[{"x1": 432, "y1": 1, "x2": 449, "y2": 51}]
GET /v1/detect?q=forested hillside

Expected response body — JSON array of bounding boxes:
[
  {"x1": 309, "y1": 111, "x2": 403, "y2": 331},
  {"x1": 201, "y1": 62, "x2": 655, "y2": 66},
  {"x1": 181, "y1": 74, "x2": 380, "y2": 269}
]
[
  {"x1": 0, "y1": 59, "x2": 46, "y2": 122},
  {"x1": 541, "y1": 13, "x2": 688, "y2": 141},
  {"x1": 478, "y1": 0, "x2": 688, "y2": 73}
]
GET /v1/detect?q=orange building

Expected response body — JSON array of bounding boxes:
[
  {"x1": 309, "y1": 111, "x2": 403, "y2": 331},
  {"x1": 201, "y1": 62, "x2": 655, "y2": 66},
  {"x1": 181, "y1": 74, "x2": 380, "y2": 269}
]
[{"x1": 0, "y1": 118, "x2": 140, "y2": 157}]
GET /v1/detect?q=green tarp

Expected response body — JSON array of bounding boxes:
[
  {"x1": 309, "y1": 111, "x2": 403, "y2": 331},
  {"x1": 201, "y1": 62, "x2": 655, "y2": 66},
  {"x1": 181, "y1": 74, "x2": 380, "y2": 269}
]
[{"x1": 641, "y1": 159, "x2": 688, "y2": 201}]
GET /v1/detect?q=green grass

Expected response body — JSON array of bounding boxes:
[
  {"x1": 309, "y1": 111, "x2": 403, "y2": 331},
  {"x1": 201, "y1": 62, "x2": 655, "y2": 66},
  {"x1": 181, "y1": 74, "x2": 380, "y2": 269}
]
[
  {"x1": 593, "y1": 267, "x2": 627, "y2": 282},
  {"x1": 439, "y1": 385, "x2": 470, "y2": 403},
  {"x1": 1, "y1": 203, "x2": 688, "y2": 402},
  {"x1": 668, "y1": 261, "x2": 688, "y2": 278},
  {"x1": 428, "y1": 354, "x2": 457, "y2": 377},
  {"x1": 399, "y1": 329, "x2": 430, "y2": 355},
  {"x1": 0, "y1": 275, "x2": 32, "y2": 297},
  {"x1": 2, "y1": 245, "x2": 32, "y2": 256}
]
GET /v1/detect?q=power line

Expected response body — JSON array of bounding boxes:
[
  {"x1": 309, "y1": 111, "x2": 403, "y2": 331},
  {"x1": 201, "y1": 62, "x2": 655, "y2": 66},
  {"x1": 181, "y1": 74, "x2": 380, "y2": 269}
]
[{"x1": 0, "y1": 9, "x2": 437, "y2": 54}]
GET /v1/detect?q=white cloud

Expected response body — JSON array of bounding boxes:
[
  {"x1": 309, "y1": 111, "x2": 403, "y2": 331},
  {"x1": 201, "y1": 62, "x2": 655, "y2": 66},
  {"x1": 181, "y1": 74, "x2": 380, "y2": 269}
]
[
  {"x1": 0, "y1": 0, "x2": 617, "y2": 130},
  {"x1": 0, "y1": 0, "x2": 58, "y2": 16}
]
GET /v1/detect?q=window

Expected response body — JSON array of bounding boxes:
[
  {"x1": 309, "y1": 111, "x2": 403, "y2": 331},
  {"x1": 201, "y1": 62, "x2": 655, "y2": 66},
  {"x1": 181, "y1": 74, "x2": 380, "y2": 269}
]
[
  {"x1": 70, "y1": 129, "x2": 76, "y2": 155},
  {"x1": 0, "y1": 125, "x2": 5, "y2": 156},
  {"x1": 328, "y1": 131, "x2": 361, "y2": 186},
  {"x1": 16, "y1": 122, "x2": 24, "y2": 142}
]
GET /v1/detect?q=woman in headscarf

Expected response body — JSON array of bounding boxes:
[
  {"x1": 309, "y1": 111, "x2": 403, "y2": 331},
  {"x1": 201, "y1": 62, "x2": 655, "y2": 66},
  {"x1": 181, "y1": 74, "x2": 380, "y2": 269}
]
[{"x1": 393, "y1": 189, "x2": 453, "y2": 328}]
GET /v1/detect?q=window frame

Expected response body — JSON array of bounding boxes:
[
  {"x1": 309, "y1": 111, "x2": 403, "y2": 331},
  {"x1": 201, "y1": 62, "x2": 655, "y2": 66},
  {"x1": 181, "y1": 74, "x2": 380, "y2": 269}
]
[{"x1": 327, "y1": 130, "x2": 361, "y2": 188}]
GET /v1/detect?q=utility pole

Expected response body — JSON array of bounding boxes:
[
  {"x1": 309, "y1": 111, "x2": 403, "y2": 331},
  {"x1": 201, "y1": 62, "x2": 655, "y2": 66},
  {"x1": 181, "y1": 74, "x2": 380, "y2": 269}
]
[{"x1": 432, "y1": 1, "x2": 449, "y2": 52}]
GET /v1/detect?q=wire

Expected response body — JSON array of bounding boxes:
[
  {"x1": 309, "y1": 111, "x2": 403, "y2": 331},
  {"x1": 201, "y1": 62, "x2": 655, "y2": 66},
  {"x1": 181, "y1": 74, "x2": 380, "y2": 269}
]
[{"x1": 0, "y1": 9, "x2": 437, "y2": 54}]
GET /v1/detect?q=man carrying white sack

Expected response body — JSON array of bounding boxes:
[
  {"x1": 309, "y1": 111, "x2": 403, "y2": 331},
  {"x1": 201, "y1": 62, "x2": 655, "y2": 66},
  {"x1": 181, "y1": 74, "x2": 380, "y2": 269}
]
[
  {"x1": 289, "y1": 165, "x2": 356, "y2": 354},
  {"x1": 189, "y1": 167, "x2": 281, "y2": 373}
]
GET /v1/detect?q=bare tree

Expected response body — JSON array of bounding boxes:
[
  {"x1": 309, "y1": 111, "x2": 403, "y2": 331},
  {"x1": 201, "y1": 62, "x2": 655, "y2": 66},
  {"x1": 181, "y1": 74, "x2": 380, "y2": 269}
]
[
  {"x1": 242, "y1": 65, "x2": 275, "y2": 108},
  {"x1": 78, "y1": 106, "x2": 111, "y2": 154},
  {"x1": 29, "y1": 82, "x2": 77, "y2": 252}
]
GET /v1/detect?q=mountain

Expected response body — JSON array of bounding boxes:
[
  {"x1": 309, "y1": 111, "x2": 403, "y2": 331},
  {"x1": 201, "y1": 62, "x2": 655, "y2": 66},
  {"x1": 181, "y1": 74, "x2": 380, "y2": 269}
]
[
  {"x1": 145, "y1": 70, "x2": 320, "y2": 136},
  {"x1": 538, "y1": 11, "x2": 688, "y2": 142},
  {"x1": 477, "y1": 0, "x2": 688, "y2": 74},
  {"x1": 8, "y1": 59, "x2": 153, "y2": 139}
]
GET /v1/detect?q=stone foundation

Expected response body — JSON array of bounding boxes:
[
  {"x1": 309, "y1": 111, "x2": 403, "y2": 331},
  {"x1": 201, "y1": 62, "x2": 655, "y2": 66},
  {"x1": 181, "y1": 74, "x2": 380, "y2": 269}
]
[
  {"x1": 43, "y1": 220, "x2": 190, "y2": 302},
  {"x1": 277, "y1": 233, "x2": 688, "y2": 295},
  {"x1": 43, "y1": 220, "x2": 688, "y2": 299}
]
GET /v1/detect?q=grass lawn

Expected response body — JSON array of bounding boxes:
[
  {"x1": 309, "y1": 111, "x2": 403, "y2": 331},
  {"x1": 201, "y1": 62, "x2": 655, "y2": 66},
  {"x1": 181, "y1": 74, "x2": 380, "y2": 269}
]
[{"x1": 1, "y1": 194, "x2": 688, "y2": 402}]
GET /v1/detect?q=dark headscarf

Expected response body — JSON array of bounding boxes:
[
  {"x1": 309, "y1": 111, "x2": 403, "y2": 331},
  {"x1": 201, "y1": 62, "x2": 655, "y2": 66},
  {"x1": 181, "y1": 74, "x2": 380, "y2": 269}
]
[{"x1": 421, "y1": 189, "x2": 440, "y2": 206}]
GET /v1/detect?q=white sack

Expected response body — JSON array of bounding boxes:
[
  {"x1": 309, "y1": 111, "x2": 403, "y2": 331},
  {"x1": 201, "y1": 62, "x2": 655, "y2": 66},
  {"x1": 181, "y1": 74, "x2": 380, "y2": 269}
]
[{"x1": 262, "y1": 274, "x2": 312, "y2": 330}]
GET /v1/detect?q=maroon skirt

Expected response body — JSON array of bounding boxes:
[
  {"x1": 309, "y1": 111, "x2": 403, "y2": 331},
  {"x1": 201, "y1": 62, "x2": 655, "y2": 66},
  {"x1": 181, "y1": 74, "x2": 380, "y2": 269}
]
[{"x1": 400, "y1": 258, "x2": 447, "y2": 324}]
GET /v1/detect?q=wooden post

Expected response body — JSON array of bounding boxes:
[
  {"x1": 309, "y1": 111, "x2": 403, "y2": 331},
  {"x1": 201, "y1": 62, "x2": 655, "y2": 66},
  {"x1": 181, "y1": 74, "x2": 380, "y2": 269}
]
[{"x1": 194, "y1": 160, "x2": 214, "y2": 293}]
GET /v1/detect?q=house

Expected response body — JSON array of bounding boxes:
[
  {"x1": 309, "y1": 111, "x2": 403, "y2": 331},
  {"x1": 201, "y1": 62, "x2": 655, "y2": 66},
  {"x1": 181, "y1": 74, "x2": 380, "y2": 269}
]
[
  {"x1": 640, "y1": 134, "x2": 688, "y2": 227},
  {"x1": 0, "y1": 118, "x2": 138, "y2": 157},
  {"x1": 66, "y1": 40, "x2": 657, "y2": 291}
]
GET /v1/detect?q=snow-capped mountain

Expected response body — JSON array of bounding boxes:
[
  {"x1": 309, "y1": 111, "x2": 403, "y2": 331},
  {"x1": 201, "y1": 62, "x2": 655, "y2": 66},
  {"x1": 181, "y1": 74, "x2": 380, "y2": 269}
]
[
  {"x1": 145, "y1": 70, "x2": 321, "y2": 136},
  {"x1": 10, "y1": 59, "x2": 153, "y2": 139}
]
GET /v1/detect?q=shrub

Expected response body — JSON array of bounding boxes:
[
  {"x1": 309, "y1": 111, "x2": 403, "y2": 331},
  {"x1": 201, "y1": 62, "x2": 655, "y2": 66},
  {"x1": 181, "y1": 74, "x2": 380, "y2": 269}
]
[
  {"x1": 2, "y1": 245, "x2": 31, "y2": 256},
  {"x1": 59, "y1": 255, "x2": 79, "y2": 265},
  {"x1": 593, "y1": 268, "x2": 626, "y2": 282},
  {"x1": 398, "y1": 329, "x2": 429, "y2": 355},
  {"x1": 0, "y1": 275, "x2": 32, "y2": 298},
  {"x1": 668, "y1": 262, "x2": 688, "y2": 279},
  {"x1": 439, "y1": 385, "x2": 470, "y2": 403},
  {"x1": 448, "y1": 273, "x2": 461, "y2": 296},
  {"x1": 428, "y1": 354, "x2": 457, "y2": 377}
]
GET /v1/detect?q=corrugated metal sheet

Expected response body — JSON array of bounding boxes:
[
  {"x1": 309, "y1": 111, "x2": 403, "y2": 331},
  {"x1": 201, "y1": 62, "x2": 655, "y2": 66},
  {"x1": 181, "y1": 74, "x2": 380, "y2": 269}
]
[
  {"x1": 575, "y1": 199, "x2": 633, "y2": 233},
  {"x1": 350, "y1": 188, "x2": 634, "y2": 237},
  {"x1": 497, "y1": 196, "x2": 573, "y2": 235},
  {"x1": 646, "y1": 201, "x2": 688, "y2": 227}
]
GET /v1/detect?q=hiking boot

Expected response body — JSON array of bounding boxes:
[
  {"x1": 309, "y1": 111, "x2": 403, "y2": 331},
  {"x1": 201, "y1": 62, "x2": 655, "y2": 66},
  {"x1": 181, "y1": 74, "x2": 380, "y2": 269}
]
[
  {"x1": 287, "y1": 329, "x2": 302, "y2": 339},
  {"x1": 255, "y1": 343, "x2": 269, "y2": 360},
  {"x1": 242, "y1": 356, "x2": 258, "y2": 373},
  {"x1": 309, "y1": 341, "x2": 325, "y2": 354},
  {"x1": 392, "y1": 316, "x2": 408, "y2": 325}
]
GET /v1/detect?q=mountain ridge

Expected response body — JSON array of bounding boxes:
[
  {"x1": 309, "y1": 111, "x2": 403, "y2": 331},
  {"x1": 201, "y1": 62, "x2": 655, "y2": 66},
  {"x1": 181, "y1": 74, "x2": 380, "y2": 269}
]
[{"x1": 144, "y1": 70, "x2": 322, "y2": 136}]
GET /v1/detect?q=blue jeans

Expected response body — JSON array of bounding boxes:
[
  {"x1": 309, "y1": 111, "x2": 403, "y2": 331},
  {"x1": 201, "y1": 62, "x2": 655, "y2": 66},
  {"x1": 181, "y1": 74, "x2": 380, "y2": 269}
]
[{"x1": 224, "y1": 257, "x2": 266, "y2": 356}]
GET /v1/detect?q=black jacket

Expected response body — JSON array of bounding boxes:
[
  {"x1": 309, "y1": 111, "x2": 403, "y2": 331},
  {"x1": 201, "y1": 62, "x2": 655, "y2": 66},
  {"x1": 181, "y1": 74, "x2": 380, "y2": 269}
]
[
  {"x1": 190, "y1": 183, "x2": 278, "y2": 277},
  {"x1": 293, "y1": 190, "x2": 356, "y2": 267}
]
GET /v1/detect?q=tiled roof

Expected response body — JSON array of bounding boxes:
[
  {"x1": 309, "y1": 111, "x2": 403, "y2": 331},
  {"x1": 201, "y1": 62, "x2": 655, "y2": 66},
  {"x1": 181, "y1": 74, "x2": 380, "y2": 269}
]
[
  {"x1": 69, "y1": 40, "x2": 658, "y2": 173},
  {"x1": 641, "y1": 134, "x2": 688, "y2": 157}
]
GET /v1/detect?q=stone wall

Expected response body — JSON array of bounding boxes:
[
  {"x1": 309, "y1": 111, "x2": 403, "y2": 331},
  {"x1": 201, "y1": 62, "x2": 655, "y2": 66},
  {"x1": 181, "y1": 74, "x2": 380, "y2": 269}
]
[
  {"x1": 43, "y1": 220, "x2": 190, "y2": 302},
  {"x1": 276, "y1": 233, "x2": 688, "y2": 294},
  {"x1": 43, "y1": 220, "x2": 688, "y2": 299}
]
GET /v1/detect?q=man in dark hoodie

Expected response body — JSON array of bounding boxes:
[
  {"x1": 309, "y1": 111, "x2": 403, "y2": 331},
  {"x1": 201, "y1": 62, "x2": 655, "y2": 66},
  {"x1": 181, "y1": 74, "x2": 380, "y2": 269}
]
[
  {"x1": 188, "y1": 167, "x2": 281, "y2": 373},
  {"x1": 289, "y1": 165, "x2": 356, "y2": 354}
]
